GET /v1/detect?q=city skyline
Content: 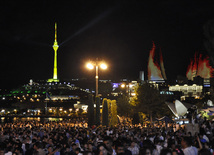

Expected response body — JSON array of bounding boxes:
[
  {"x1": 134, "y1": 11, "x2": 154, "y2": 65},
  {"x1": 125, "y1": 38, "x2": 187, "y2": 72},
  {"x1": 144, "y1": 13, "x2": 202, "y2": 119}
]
[{"x1": 1, "y1": 1, "x2": 214, "y2": 88}]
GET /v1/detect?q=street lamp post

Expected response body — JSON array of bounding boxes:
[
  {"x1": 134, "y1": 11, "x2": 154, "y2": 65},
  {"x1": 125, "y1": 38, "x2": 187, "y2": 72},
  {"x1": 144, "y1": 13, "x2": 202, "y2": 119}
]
[
  {"x1": 86, "y1": 59, "x2": 107, "y2": 97},
  {"x1": 95, "y1": 65, "x2": 99, "y2": 97}
]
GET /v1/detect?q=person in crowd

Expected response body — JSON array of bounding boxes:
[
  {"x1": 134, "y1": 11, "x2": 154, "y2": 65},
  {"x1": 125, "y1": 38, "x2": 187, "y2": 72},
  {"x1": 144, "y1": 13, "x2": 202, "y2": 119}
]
[
  {"x1": 160, "y1": 148, "x2": 172, "y2": 155},
  {"x1": 97, "y1": 143, "x2": 110, "y2": 155},
  {"x1": 103, "y1": 136, "x2": 116, "y2": 155},
  {"x1": 181, "y1": 136, "x2": 198, "y2": 155},
  {"x1": 115, "y1": 142, "x2": 125, "y2": 155},
  {"x1": 198, "y1": 148, "x2": 211, "y2": 155},
  {"x1": 128, "y1": 141, "x2": 139, "y2": 155},
  {"x1": 139, "y1": 147, "x2": 153, "y2": 155},
  {"x1": 33, "y1": 142, "x2": 46, "y2": 155}
]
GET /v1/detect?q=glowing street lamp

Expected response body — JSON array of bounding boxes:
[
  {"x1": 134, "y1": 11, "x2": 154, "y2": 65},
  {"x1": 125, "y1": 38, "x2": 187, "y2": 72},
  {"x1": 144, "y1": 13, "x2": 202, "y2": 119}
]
[
  {"x1": 121, "y1": 84, "x2": 126, "y2": 88},
  {"x1": 86, "y1": 59, "x2": 107, "y2": 96}
]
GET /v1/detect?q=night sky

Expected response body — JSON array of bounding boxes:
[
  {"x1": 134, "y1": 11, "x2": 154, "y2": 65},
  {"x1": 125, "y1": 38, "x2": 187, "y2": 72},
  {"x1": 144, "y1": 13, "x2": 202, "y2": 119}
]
[{"x1": 1, "y1": 1, "x2": 214, "y2": 89}]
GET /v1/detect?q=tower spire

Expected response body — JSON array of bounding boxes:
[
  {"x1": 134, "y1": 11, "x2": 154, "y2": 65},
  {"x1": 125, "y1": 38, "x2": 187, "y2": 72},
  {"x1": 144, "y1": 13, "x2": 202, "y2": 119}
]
[
  {"x1": 55, "y1": 22, "x2": 57, "y2": 42},
  {"x1": 48, "y1": 22, "x2": 59, "y2": 82},
  {"x1": 53, "y1": 22, "x2": 59, "y2": 51}
]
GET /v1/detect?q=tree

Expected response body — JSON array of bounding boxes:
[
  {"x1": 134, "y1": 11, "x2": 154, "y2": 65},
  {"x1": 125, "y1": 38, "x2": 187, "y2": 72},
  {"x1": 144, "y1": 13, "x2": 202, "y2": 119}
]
[
  {"x1": 139, "y1": 112, "x2": 147, "y2": 125},
  {"x1": 102, "y1": 98, "x2": 109, "y2": 126},
  {"x1": 87, "y1": 94, "x2": 94, "y2": 127},
  {"x1": 117, "y1": 95, "x2": 133, "y2": 117},
  {"x1": 95, "y1": 96, "x2": 101, "y2": 126},
  {"x1": 132, "y1": 113, "x2": 140, "y2": 125},
  {"x1": 110, "y1": 100, "x2": 118, "y2": 126},
  {"x1": 107, "y1": 99, "x2": 111, "y2": 126},
  {"x1": 134, "y1": 81, "x2": 166, "y2": 123}
]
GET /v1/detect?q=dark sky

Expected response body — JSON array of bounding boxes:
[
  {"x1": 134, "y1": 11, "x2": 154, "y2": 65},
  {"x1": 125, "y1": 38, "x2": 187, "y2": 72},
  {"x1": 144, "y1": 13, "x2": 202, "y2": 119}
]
[{"x1": 1, "y1": 1, "x2": 214, "y2": 88}]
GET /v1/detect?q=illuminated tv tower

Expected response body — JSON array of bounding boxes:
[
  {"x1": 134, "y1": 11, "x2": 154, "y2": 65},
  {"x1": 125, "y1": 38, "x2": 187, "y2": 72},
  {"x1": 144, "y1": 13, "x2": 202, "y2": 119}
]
[{"x1": 48, "y1": 23, "x2": 59, "y2": 82}]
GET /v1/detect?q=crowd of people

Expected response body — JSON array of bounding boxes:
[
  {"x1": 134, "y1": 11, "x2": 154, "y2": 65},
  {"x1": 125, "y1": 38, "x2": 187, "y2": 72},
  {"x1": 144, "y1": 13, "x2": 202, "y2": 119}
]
[{"x1": 0, "y1": 117, "x2": 214, "y2": 155}]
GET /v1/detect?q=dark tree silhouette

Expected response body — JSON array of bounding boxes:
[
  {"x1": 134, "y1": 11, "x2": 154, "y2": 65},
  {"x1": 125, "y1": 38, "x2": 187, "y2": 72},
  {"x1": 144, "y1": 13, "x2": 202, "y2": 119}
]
[
  {"x1": 95, "y1": 96, "x2": 101, "y2": 126},
  {"x1": 102, "y1": 99, "x2": 108, "y2": 126},
  {"x1": 134, "y1": 82, "x2": 167, "y2": 122},
  {"x1": 117, "y1": 95, "x2": 133, "y2": 117},
  {"x1": 87, "y1": 94, "x2": 94, "y2": 127}
]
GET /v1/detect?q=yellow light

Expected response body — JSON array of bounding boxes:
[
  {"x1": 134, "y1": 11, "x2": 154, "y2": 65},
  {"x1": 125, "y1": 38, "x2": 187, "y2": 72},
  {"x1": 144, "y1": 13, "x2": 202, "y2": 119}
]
[
  {"x1": 100, "y1": 63, "x2": 107, "y2": 69},
  {"x1": 86, "y1": 63, "x2": 94, "y2": 69},
  {"x1": 131, "y1": 93, "x2": 136, "y2": 96},
  {"x1": 121, "y1": 84, "x2": 125, "y2": 88},
  {"x1": 64, "y1": 111, "x2": 67, "y2": 113},
  {"x1": 69, "y1": 108, "x2": 72, "y2": 112}
]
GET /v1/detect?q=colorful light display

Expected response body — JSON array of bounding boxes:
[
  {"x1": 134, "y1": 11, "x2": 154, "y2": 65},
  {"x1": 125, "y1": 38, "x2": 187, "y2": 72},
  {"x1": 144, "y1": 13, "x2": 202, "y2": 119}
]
[
  {"x1": 186, "y1": 53, "x2": 214, "y2": 80},
  {"x1": 148, "y1": 42, "x2": 166, "y2": 81}
]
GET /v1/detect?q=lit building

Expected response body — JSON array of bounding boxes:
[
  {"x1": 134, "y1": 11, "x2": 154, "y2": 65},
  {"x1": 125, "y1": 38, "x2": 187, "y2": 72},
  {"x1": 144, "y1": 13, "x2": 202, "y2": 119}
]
[{"x1": 169, "y1": 84, "x2": 203, "y2": 99}]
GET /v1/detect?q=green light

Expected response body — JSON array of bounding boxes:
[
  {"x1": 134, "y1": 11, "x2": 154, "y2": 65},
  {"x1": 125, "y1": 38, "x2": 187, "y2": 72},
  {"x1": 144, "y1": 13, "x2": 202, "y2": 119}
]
[
  {"x1": 12, "y1": 90, "x2": 19, "y2": 94},
  {"x1": 27, "y1": 91, "x2": 31, "y2": 93},
  {"x1": 35, "y1": 91, "x2": 38, "y2": 93}
]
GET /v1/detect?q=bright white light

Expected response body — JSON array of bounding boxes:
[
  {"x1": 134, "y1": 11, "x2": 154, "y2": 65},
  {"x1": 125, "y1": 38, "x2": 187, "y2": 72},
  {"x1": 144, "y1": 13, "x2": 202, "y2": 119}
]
[
  {"x1": 82, "y1": 105, "x2": 88, "y2": 111},
  {"x1": 86, "y1": 63, "x2": 94, "y2": 69},
  {"x1": 100, "y1": 63, "x2": 107, "y2": 69}
]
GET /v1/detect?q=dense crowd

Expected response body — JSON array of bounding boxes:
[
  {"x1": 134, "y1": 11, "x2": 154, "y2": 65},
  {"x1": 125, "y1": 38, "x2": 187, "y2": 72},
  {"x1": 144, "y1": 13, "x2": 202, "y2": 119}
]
[{"x1": 0, "y1": 117, "x2": 214, "y2": 155}]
